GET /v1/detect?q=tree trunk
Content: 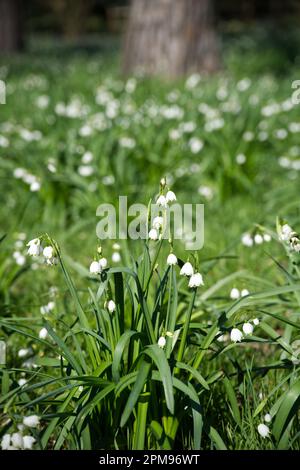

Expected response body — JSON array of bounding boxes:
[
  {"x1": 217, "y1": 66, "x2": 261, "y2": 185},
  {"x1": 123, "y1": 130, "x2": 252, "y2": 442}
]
[
  {"x1": 0, "y1": 0, "x2": 23, "y2": 52},
  {"x1": 123, "y1": 0, "x2": 220, "y2": 78}
]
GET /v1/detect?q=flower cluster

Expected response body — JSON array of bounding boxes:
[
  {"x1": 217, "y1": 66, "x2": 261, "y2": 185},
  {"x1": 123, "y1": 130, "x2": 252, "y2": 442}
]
[
  {"x1": 1, "y1": 415, "x2": 39, "y2": 450},
  {"x1": 27, "y1": 238, "x2": 57, "y2": 265},
  {"x1": 279, "y1": 223, "x2": 300, "y2": 253},
  {"x1": 241, "y1": 231, "x2": 271, "y2": 247},
  {"x1": 230, "y1": 318, "x2": 260, "y2": 343},
  {"x1": 148, "y1": 179, "x2": 176, "y2": 241},
  {"x1": 89, "y1": 256, "x2": 108, "y2": 275}
]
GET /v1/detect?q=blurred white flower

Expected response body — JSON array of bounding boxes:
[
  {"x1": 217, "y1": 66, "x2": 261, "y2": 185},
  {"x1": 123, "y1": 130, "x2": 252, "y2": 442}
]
[
  {"x1": 236, "y1": 153, "x2": 246, "y2": 165},
  {"x1": 241, "y1": 289, "x2": 249, "y2": 297},
  {"x1": 263, "y1": 233, "x2": 271, "y2": 242},
  {"x1": 39, "y1": 327, "x2": 48, "y2": 340},
  {"x1": 107, "y1": 300, "x2": 116, "y2": 313},
  {"x1": 11, "y1": 432, "x2": 23, "y2": 449},
  {"x1": 254, "y1": 234, "x2": 263, "y2": 245},
  {"x1": 23, "y1": 415, "x2": 40, "y2": 428},
  {"x1": 242, "y1": 322, "x2": 253, "y2": 335},
  {"x1": 81, "y1": 151, "x2": 93, "y2": 164},
  {"x1": 264, "y1": 413, "x2": 272, "y2": 423},
  {"x1": 99, "y1": 257, "x2": 108, "y2": 269},
  {"x1": 78, "y1": 165, "x2": 94, "y2": 177},
  {"x1": 189, "y1": 137, "x2": 203, "y2": 154},
  {"x1": 148, "y1": 228, "x2": 158, "y2": 240},
  {"x1": 112, "y1": 252, "x2": 121, "y2": 263},
  {"x1": 230, "y1": 288, "x2": 240, "y2": 300},
  {"x1": 188, "y1": 272, "x2": 204, "y2": 288},
  {"x1": 165, "y1": 190, "x2": 176, "y2": 203},
  {"x1": 230, "y1": 328, "x2": 243, "y2": 342},
  {"x1": 43, "y1": 246, "x2": 53, "y2": 259},
  {"x1": 18, "y1": 378, "x2": 27, "y2": 387},
  {"x1": 167, "y1": 253, "x2": 177, "y2": 265},
  {"x1": 158, "y1": 336, "x2": 166, "y2": 348},
  {"x1": 23, "y1": 435, "x2": 36, "y2": 450},
  {"x1": 30, "y1": 181, "x2": 41, "y2": 192},
  {"x1": 253, "y1": 318, "x2": 260, "y2": 326},
  {"x1": 90, "y1": 261, "x2": 101, "y2": 274},
  {"x1": 18, "y1": 348, "x2": 29, "y2": 358},
  {"x1": 1, "y1": 434, "x2": 11, "y2": 450},
  {"x1": 241, "y1": 233, "x2": 253, "y2": 247},
  {"x1": 257, "y1": 423, "x2": 270, "y2": 438},
  {"x1": 180, "y1": 262, "x2": 194, "y2": 277}
]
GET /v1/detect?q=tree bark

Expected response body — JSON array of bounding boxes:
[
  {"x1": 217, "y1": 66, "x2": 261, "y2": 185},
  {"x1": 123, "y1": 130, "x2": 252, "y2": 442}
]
[
  {"x1": 123, "y1": 0, "x2": 220, "y2": 78},
  {"x1": 0, "y1": 0, "x2": 23, "y2": 52}
]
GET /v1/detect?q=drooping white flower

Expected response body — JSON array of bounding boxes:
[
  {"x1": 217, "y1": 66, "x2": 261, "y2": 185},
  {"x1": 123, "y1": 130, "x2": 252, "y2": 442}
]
[
  {"x1": 43, "y1": 246, "x2": 54, "y2": 259},
  {"x1": 18, "y1": 378, "x2": 27, "y2": 387},
  {"x1": 158, "y1": 336, "x2": 166, "y2": 348},
  {"x1": 188, "y1": 272, "x2": 204, "y2": 288},
  {"x1": 230, "y1": 328, "x2": 243, "y2": 343},
  {"x1": 263, "y1": 233, "x2": 271, "y2": 242},
  {"x1": 27, "y1": 238, "x2": 41, "y2": 256},
  {"x1": 230, "y1": 288, "x2": 240, "y2": 300},
  {"x1": 39, "y1": 327, "x2": 48, "y2": 340},
  {"x1": 264, "y1": 413, "x2": 272, "y2": 423},
  {"x1": 18, "y1": 348, "x2": 29, "y2": 358},
  {"x1": 148, "y1": 228, "x2": 159, "y2": 240},
  {"x1": 107, "y1": 300, "x2": 116, "y2": 313},
  {"x1": 23, "y1": 435, "x2": 36, "y2": 450},
  {"x1": 156, "y1": 195, "x2": 167, "y2": 208},
  {"x1": 253, "y1": 318, "x2": 260, "y2": 326},
  {"x1": 89, "y1": 261, "x2": 101, "y2": 274},
  {"x1": 99, "y1": 257, "x2": 108, "y2": 269},
  {"x1": 152, "y1": 216, "x2": 163, "y2": 230},
  {"x1": 112, "y1": 252, "x2": 121, "y2": 263},
  {"x1": 242, "y1": 322, "x2": 254, "y2": 335},
  {"x1": 180, "y1": 262, "x2": 194, "y2": 277},
  {"x1": 11, "y1": 432, "x2": 24, "y2": 449},
  {"x1": 165, "y1": 190, "x2": 176, "y2": 203},
  {"x1": 241, "y1": 233, "x2": 253, "y2": 247},
  {"x1": 241, "y1": 289, "x2": 249, "y2": 297},
  {"x1": 254, "y1": 234, "x2": 264, "y2": 245},
  {"x1": 23, "y1": 415, "x2": 40, "y2": 428},
  {"x1": 167, "y1": 253, "x2": 177, "y2": 266},
  {"x1": 1, "y1": 434, "x2": 11, "y2": 450},
  {"x1": 257, "y1": 423, "x2": 270, "y2": 438}
]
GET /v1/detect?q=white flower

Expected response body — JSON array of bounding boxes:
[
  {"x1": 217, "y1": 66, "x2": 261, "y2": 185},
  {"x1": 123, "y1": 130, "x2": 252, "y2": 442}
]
[
  {"x1": 1, "y1": 434, "x2": 11, "y2": 450},
  {"x1": 112, "y1": 252, "x2": 121, "y2": 263},
  {"x1": 189, "y1": 137, "x2": 203, "y2": 154},
  {"x1": 18, "y1": 348, "x2": 29, "y2": 358},
  {"x1": 30, "y1": 181, "x2": 41, "y2": 192},
  {"x1": 152, "y1": 216, "x2": 163, "y2": 230},
  {"x1": 241, "y1": 289, "x2": 249, "y2": 297},
  {"x1": 89, "y1": 261, "x2": 101, "y2": 274},
  {"x1": 11, "y1": 432, "x2": 24, "y2": 449},
  {"x1": 18, "y1": 378, "x2": 27, "y2": 387},
  {"x1": 242, "y1": 322, "x2": 254, "y2": 335},
  {"x1": 158, "y1": 336, "x2": 166, "y2": 348},
  {"x1": 156, "y1": 195, "x2": 167, "y2": 208},
  {"x1": 167, "y1": 253, "x2": 177, "y2": 265},
  {"x1": 43, "y1": 246, "x2": 54, "y2": 259},
  {"x1": 78, "y1": 165, "x2": 94, "y2": 177},
  {"x1": 230, "y1": 288, "x2": 240, "y2": 300},
  {"x1": 257, "y1": 423, "x2": 270, "y2": 438},
  {"x1": 39, "y1": 327, "x2": 48, "y2": 340},
  {"x1": 253, "y1": 318, "x2": 260, "y2": 326},
  {"x1": 254, "y1": 234, "x2": 264, "y2": 245},
  {"x1": 99, "y1": 257, "x2": 108, "y2": 269},
  {"x1": 27, "y1": 238, "x2": 41, "y2": 256},
  {"x1": 180, "y1": 262, "x2": 194, "y2": 277},
  {"x1": 148, "y1": 228, "x2": 159, "y2": 240},
  {"x1": 107, "y1": 300, "x2": 116, "y2": 313},
  {"x1": 188, "y1": 272, "x2": 204, "y2": 288},
  {"x1": 241, "y1": 233, "x2": 253, "y2": 247},
  {"x1": 230, "y1": 328, "x2": 243, "y2": 343},
  {"x1": 23, "y1": 435, "x2": 36, "y2": 450},
  {"x1": 15, "y1": 254, "x2": 26, "y2": 266},
  {"x1": 165, "y1": 190, "x2": 176, "y2": 203},
  {"x1": 264, "y1": 413, "x2": 272, "y2": 423},
  {"x1": 81, "y1": 151, "x2": 93, "y2": 164},
  {"x1": 236, "y1": 153, "x2": 247, "y2": 165},
  {"x1": 23, "y1": 415, "x2": 40, "y2": 428},
  {"x1": 263, "y1": 233, "x2": 271, "y2": 242}
]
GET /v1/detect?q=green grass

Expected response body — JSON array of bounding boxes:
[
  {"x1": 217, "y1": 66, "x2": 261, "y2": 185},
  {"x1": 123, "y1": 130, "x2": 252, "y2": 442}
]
[{"x1": 0, "y1": 28, "x2": 300, "y2": 450}]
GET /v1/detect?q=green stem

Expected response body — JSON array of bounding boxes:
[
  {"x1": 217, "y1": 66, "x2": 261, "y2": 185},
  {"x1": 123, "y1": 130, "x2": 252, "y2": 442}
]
[{"x1": 176, "y1": 289, "x2": 197, "y2": 365}]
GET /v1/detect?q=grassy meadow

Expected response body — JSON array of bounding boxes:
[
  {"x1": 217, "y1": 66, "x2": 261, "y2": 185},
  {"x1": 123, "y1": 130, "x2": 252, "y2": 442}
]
[{"x1": 1, "y1": 27, "x2": 300, "y2": 450}]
